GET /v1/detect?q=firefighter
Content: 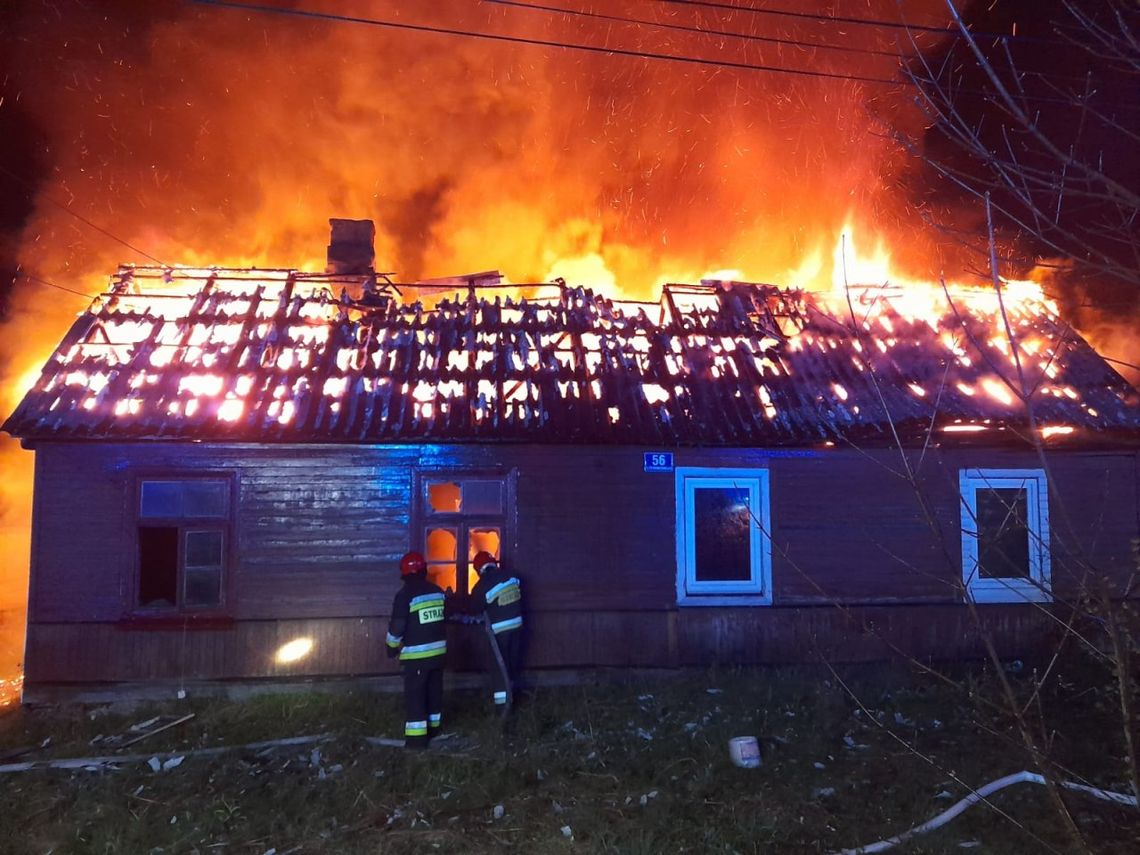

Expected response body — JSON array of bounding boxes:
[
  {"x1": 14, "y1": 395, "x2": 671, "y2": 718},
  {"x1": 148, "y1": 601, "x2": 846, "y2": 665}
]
[
  {"x1": 385, "y1": 551, "x2": 447, "y2": 749},
  {"x1": 470, "y1": 551, "x2": 524, "y2": 710}
]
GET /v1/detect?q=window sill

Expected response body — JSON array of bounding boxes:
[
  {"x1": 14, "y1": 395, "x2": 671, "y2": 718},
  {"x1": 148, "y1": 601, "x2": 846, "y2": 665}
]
[
  {"x1": 116, "y1": 614, "x2": 236, "y2": 631},
  {"x1": 966, "y1": 584, "x2": 1052, "y2": 605},
  {"x1": 677, "y1": 594, "x2": 773, "y2": 607}
]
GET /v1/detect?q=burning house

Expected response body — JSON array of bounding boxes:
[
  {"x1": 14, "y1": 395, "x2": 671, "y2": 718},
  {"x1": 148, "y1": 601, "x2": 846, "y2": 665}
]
[{"x1": 4, "y1": 220, "x2": 1140, "y2": 694}]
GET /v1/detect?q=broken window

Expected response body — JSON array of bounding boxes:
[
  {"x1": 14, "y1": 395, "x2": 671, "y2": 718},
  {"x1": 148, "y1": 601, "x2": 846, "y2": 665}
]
[
  {"x1": 427, "y1": 481, "x2": 462, "y2": 514},
  {"x1": 137, "y1": 478, "x2": 231, "y2": 611},
  {"x1": 959, "y1": 469, "x2": 1051, "y2": 603},
  {"x1": 421, "y1": 475, "x2": 509, "y2": 596},
  {"x1": 676, "y1": 468, "x2": 772, "y2": 606},
  {"x1": 424, "y1": 527, "x2": 458, "y2": 592}
]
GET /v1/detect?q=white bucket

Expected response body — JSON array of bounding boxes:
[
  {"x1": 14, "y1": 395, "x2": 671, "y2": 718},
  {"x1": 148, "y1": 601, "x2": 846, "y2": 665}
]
[{"x1": 728, "y1": 736, "x2": 762, "y2": 768}]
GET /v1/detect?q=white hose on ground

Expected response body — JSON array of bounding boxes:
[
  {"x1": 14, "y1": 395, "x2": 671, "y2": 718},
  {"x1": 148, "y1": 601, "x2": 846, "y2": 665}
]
[{"x1": 833, "y1": 770, "x2": 1138, "y2": 855}]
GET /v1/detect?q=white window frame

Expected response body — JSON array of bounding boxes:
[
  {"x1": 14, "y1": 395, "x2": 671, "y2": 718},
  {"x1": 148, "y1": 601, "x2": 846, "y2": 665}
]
[
  {"x1": 959, "y1": 468, "x2": 1052, "y2": 604},
  {"x1": 675, "y1": 467, "x2": 772, "y2": 606}
]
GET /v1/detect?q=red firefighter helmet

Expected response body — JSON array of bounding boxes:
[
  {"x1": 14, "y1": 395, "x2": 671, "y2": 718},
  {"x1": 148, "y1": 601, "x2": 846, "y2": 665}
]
[
  {"x1": 399, "y1": 551, "x2": 427, "y2": 577},
  {"x1": 472, "y1": 551, "x2": 498, "y2": 574}
]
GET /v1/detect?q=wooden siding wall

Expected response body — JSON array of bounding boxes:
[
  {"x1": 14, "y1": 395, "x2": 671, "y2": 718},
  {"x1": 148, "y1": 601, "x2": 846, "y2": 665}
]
[{"x1": 24, "y1": 442, "x2": 1139, "y2": 684}]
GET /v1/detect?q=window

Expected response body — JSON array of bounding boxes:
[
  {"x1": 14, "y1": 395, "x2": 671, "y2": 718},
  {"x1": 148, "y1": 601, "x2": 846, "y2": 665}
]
[
  {"x1": 137, "y1": 478, "x2": 231, "y2": 611},
  {"x1": 675, "y1": 467, "x2": 772, "y2": 606},
  {"x1": 959, "y1": 469, "x2": 1051, "y2": 603},
  {"x1": 420, "y1": 475, "x2": 509, "y2": 596}
]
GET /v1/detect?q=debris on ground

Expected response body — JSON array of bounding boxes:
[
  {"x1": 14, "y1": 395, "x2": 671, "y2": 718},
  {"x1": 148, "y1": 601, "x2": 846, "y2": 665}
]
[
  {"x1": 0, "y1": 667, "x2": 1132, "y2": 853},
  {"x1": 0, "y1": 734, "x2": 330, "y2": 775},
  {"x1": 92, "y1": 713, "x2": 196, "y2": 749}
]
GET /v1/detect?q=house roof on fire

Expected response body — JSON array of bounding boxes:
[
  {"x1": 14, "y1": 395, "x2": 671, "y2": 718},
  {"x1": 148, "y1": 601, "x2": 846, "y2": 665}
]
[{"x1": 4, "y1": 265, "x2": 1140, "y2": 446}]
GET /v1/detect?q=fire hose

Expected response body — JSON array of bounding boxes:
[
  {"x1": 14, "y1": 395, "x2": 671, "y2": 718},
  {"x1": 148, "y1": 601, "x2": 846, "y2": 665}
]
[
  {"x1": 481, "y1": 615, "x2": 513, "y2": 720},
  {"x1": 833, "y1": 771, "x2": 1137, "y2": 855},
  {"x1": 447, "y1": 613, "x2": 512, "y2": 719}
]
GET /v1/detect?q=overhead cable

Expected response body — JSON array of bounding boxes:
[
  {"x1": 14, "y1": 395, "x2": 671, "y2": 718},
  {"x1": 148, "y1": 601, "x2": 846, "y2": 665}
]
[
  {"x1": 192, "y1": 1, "x2": 1124, "y2": 108},
  {"x1": 481, "y1": 0, "x2": 905, "y2": 59},
  {"x1": 13, "y1": 271, "x2": 99, "y2": 300},
  {"x1": 655, "y1": 0, "x2": 1067, "y2": 45},
  {"x1": 0, "y1": 165, "x2": 169, "y2": 268},
  {"x1": 190, "y1": 0, "x2": 907, "y2": 87}
]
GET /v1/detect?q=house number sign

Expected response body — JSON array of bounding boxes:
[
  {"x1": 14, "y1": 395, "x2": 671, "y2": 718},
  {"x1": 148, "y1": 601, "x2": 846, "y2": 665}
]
[{"x1": 643, "y1": 452, "x2": 674, "y2": 473}]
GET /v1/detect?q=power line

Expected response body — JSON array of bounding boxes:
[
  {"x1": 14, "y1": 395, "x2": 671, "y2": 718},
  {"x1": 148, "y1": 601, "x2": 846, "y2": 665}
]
[
  {"x1": 489, "y1": 0, "x2": 1095, "y2": 89},
  {"x1": 481, "y1": 0, "x2": 903, "y2": 59},
  {"x1": 13, "y1": 271, "x2": 99, "y2": 300},
  {"x1": 656, "y1": 0, "x2": 956, "y2": 34},
  {"x1": 193, "y1": 2, "x2": 1117, "y2": 109},
  {"x1": 655, "y1": 0, "x2": 1064, "y2": 45},
  {"x1": 190, "y1": 0, "x2": 907, "y2": 87},
  {"x1": 0, "y1": 165, "x2": 169, "y2": 267},
  {"x1": 1103, "y1": 354, "x2": 1140, "y2": 373}
]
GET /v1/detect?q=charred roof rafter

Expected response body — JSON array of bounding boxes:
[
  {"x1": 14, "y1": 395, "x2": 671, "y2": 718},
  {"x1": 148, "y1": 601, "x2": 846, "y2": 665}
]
[{"x1": 4, "y1": 267, "x2": 1139, "y2": 447}]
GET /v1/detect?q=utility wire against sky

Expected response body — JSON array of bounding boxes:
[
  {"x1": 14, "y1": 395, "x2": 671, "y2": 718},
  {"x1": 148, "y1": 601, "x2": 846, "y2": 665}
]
[
  {"x1": 481, "y1": 0, "x2": 908, "y2": 59},
  {"x1": 657, "y1": 0, "x2": 961, "y2": 34},
  {"x1": 189, "y1": 0, "x2": 907, "y2": 87},
  {"x1": 654, "y1": 0, "x2": 1072, "y2": 45},
  {"x1": 189, "y1": 0, "x2": 1120, "y2": 108},
  {"x1": 13, "y1": 271, "x2": 98, "y2": 301},
  {"x1": 486, "y1": 0, "x2": 1097, "y2": 88},
  {"x1": 0, "y1": 165, "x2": 169, "y2": 268}
]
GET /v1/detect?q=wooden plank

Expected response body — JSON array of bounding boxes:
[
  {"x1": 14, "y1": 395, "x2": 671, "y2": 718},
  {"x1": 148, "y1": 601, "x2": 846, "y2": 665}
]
[{"x1": 24, "y1": 602, "x2": 1064, "y2": 685}]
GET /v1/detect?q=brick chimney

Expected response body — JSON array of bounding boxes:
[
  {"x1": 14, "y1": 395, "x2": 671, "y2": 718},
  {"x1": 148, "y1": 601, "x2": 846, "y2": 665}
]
[{"x1": 326, "y1": 218, "x2": 375, "y2": 275}]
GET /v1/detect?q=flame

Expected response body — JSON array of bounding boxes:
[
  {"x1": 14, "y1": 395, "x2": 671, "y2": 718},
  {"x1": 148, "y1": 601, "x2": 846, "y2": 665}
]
[
  {"x1": 979, "y1": 378, "x2": 1016, "y2": 407},
  {"x1": 832, "y1": 229, "x2": 894, "y2": 291}
]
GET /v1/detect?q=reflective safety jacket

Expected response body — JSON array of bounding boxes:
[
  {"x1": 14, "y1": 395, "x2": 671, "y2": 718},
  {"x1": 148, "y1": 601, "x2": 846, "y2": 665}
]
[
  {"x1": 471, "y1": 564, "x2": 524, "y2": 635},
  {"x1": 386, "y1": 575, "x2": 447, "y2": 667}
]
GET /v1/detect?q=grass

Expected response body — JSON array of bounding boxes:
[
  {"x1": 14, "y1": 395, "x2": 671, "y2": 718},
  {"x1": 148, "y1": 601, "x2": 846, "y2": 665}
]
[{"x1": 0, "y1": 662, "x2": 1136, "y2": 854}]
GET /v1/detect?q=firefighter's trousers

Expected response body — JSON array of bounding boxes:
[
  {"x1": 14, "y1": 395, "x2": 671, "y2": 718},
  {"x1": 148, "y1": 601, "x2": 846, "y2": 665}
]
[
  {"x1": 490, "y1": 627, "x2": 524, "y2": 707},
  {"x1": 403, "y1": 662, "x2": 443, "y2": 748}
]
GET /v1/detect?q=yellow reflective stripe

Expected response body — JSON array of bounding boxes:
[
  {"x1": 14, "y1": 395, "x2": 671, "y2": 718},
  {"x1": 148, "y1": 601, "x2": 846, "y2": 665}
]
[
  {"x1": 400, "y1": 642, "x2": 447, "y2": 661},
  {"x1": 485, "y1": 579, "x2": 520, "y2": 603}
]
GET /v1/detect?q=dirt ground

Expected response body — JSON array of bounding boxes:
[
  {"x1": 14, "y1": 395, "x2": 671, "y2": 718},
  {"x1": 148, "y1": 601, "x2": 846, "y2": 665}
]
[{"x1": 0, "y1": 661, "x2": 1136, "y2": 854}]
